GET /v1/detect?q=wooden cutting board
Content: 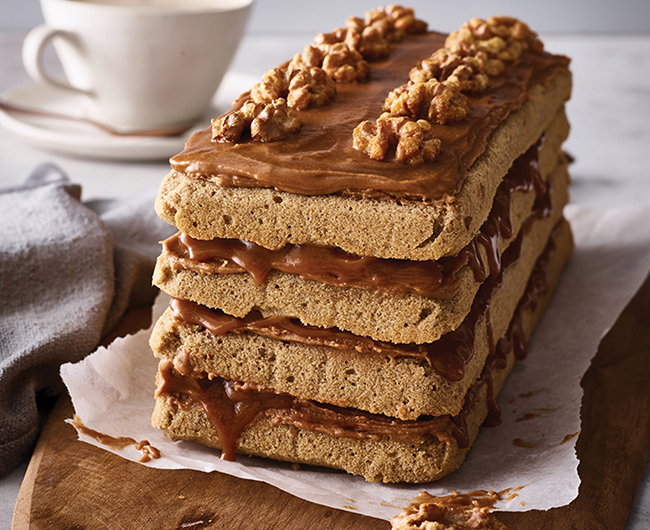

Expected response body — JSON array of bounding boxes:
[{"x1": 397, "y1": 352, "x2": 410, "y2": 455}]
[{"x1": 12, "y1": 273, "x2": 650, "y2": 530}]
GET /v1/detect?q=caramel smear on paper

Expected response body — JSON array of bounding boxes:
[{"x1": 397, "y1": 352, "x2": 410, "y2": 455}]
[
  {"x1": 71, "y1": 416, "x2": 161, "y2": 463},
  {"x1": 561, "y1": 431, "x2": 580, "y2": 444}
]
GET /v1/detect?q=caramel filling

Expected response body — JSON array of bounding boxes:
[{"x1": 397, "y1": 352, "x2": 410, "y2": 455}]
[
  {"x1": 171, "y1": 32, "x2": 569, "y2": 203},
  {"x1": 163, "y1": 139, "x2": 544, "y2": 298},
  {"x1": 156, "y1": 219, "x2": 560, "y2": 462}
]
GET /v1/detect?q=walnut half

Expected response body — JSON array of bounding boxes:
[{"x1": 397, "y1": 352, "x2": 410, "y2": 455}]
[
  {"x1": 353, "y1": 113, "x2": 442, "y2": 165},
  {"x1": 212, "y1": 98, "x2": 302, "y2": 143},
  {"x1": 383, "y1": 79, "x2": 469, "y2": 124},
  {"x1": 446, "y1": 16, "x2": 544, "y2": 63},
  {"x1": 251, "y1": 66, "x2": 336, "y2": 110}
]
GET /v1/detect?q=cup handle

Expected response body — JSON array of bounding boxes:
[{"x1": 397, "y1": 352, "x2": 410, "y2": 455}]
[{"x1": 22, "y1": 24, "x2": 92, "y2": 95}]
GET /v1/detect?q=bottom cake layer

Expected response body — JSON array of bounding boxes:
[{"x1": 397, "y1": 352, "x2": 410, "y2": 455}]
[{"x1": 151, "y1": 219, "x2": 573, "y2": 483}]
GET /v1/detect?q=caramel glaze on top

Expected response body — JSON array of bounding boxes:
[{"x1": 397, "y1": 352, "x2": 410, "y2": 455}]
[{"x1": 170, "y1": 32, "x2": 569, "y2": 203}]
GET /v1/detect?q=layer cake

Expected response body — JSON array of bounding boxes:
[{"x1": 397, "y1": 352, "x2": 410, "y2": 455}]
[{"x1": 149, "y1": 7, "x2": 573, "y2": 483}]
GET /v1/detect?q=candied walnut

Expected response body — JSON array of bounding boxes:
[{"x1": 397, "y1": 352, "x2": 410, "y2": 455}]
[
  {"x1": 353, "y1": 113, "x2": 441, "y2": 165},
  {"x1": 212, "y1": 111, "x2": 246, "y2": 143},
  {"x1": 320, "y1": 42, "x2": 370, "y2": 82},
  {"x1": 289, "y1": 45, "x2": 324, "y2": 69},
  {"x1": 429, "y1": 82, "x2": 469, "y2": 124},
  {"x1": 383, "y1": 82, "x2": 427, "y2": 117},
  {"x1": 383, "y1": 4, "x2": 428, "y2": 35},
  {"x1": 446, "y1": 15, "x2": 543, "y2": 63},
  {"x1": 250, "y1": 68, "x2": 286, "y2": 103},
  {"x1": 365, "y1": 4, "x2": 427, "y2": 37},
  {"x1": 394, "y1": 119, "x2": 441, "y2": 164},
  {"x1": 320, "y1": 5, "x2": 427, "y2": 62},
  {"x1": 472, "y1": 50, "x2": 505, "y2": 77},
  {"x1": 250, "y1": 99, "x2": 302, "y2": 142},
  {"x1": 445, "y1": 61, "x2": 489, "y2": 93},
  {"x1": 251, "y1": 66, "x2": 336, "y2": 110},
  {"x1": 391, "y1": 503, "x2": 506, "y2": 530},
  {"x1": 314, "y1": 27, "x2": 350, "y2": 47},
  {"x1": 390, "y1": 490, "x2": 506, "y2": 530},
  {"x1": 316, "y1": 25, "x2": 385, "y2": 64},
  {"x1": 314, "y1": 26, "x2": 362, "y2": 54},
  {"x1": 305, "y1": 31, "x2": 370, "y2": 82},
  {"x1": 409, "y1": 48, "x2": 461, "y2": 83},
  {"x1": 410, "y1": 49, "x2": 500, "y2": 91},
  {"x1": 212, "y1": 99, "x2": 301, "y2": 143},
  {"x1": 212, "y1": 100, "x2": 264, "y2": 143},
  {"x1": 287, "y1": 67, "x2": 336, "y2": 110},
  {"x1": 358, "y1": 24, "x2": 391, "y2": 60},
  {"x1": 383, "y1": 79, "x2": 469, "y2": 124},
  {"x1": 345, "y1": 15, "x2": 366, "y2": 34}
]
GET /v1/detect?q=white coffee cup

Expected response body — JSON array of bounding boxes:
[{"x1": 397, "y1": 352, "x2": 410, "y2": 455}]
[{"x1": 22, "y1": 0, "x2": 253, "y2": 132}]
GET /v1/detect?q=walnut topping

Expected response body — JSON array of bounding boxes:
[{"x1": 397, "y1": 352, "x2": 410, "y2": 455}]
[
  {"x1": 250, "y1": 99, "x2": 302, "y2": 141},
  {"x1": 353, "y1": 114, "x2": 441, "y2": 165},
  {"x1": 251, "y1": 66, "x2": 336, "y2": 110},
  {"x1": 353, "y1": 14, "x2": 545, "y2": 164},
  {"x1": 391, "y1": 503, "x2": 506, "y2": 530},
  {"x1": 366, "y1": 4, "x2": 428, "y2": 36},
  {"x1": 213, "y1": 65, "x2": 336, "y2": 143},
  {"x1": 383, "y1": 79, "x2": 469, "y2": 124},
  {"x1": 446, "y1": 16, "x2": 544, "y2": 63},
  {"x1": 287, "y1": 67, "x2": 337, "y2": 109},
  {"x1": 321, "y1": 43, "x2": 371, "y2": 82},
  {"x1": 409, "y1": 50, "x2": 495, "y2": 92},
  {"x1": 212, "y1": 99, "x2": 301, "y2": 143},
  {"x1": 315, "y1": 4, "x2": 427, "y2": 62},
  {"x1": 212, "y1": 5, "x2": 430, "y2": 144},
  {"x1": 390, "y1": 490, "x2": 506, "y2": 530},
  {"x1": 291, "y1": 41, "x2": 370, "y2": 83}
]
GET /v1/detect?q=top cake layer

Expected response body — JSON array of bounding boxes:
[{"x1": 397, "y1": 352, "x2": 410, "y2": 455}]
[{"x1": 157, "y1": 14, "x2": 571, "y2": 260}]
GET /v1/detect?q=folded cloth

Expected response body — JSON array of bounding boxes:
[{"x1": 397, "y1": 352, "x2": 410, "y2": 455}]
[{"x1": 0, "y1": 164, "x2": 174, "y2": 476}]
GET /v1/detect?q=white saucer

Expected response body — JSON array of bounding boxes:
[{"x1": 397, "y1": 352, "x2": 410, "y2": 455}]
[{"x1": 0, "y1": 84, "x2": 197, "y2": 161}]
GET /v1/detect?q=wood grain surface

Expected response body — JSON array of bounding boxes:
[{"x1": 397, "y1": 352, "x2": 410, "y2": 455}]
[{"x1": 12, "y1": 273, "x2": 650, "y2": 530}]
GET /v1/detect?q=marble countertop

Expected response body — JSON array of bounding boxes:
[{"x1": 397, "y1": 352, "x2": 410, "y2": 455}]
[{"x1": 1, "y1": 30, "x2": 649, "y2": 529}]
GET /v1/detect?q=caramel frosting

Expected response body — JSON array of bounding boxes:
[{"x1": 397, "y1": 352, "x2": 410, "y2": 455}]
[
  {"x1": 171, "y1": 32, "x2": 568, "y2": 203},
  {"x1": 162, "y1": 139, "x2": 544, "y2": 298}
]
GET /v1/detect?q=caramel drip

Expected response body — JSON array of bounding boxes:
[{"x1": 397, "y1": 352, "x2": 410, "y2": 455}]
[
  {"x1": 158, "y1": 220, "x2": 562, "y2": 458},
  {"x1": 71, "y1": 416, "x2": 161, "y2": 463},
  {"x1": 156, "y1": 362, "x2": 294, "y2": 461},
  {"x1": 163, "y1": 139, "x2": 543, "y2": 298},
  {"x1": 479, "y1": 219, "x2": 561, "y2": 427},
  {"x1": 171, "y1": 32, "x2": 569, "y2": 203}
]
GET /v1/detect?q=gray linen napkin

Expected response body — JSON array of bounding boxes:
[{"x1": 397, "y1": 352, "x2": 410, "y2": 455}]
[{"x1": 0, "y1": 163, "x2": 174, "y2": 476}]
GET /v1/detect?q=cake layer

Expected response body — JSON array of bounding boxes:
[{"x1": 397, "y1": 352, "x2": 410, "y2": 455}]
[
  {"x1": 151, "y1": 218, "x2": 574, "y2": 483},
  {"x1": 153, "y1": 111, "x2": 568, "y2": 345},
  {"x1": 155, "y1": 37, "x2": 571, "y2": 262},
  {"x1": 150, "y1": 161, "x2": 569, "y2": 420}
]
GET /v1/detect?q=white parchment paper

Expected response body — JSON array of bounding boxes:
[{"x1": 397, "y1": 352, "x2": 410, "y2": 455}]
[{"x1": 61, "y1": 205, "x2": 650, "y2": 521}]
